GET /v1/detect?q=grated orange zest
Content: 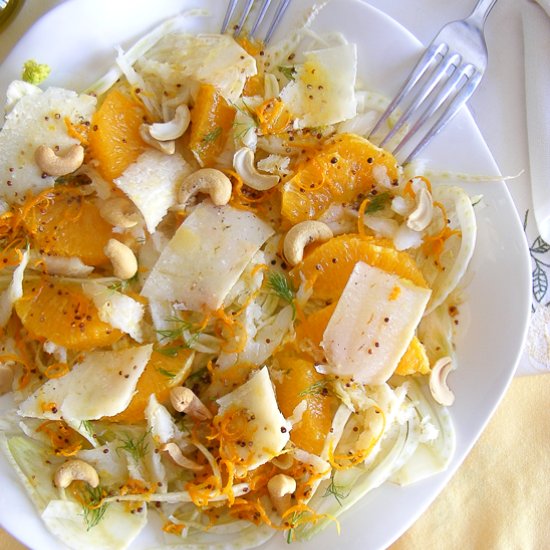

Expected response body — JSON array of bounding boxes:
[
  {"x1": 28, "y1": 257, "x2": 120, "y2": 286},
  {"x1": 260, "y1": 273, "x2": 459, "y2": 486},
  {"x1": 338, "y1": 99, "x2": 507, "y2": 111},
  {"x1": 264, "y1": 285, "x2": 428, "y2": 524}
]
[
  {"x1": 44, "y1": 362, "x2": 70, "y2": 379},
  {"x1": 64, "y1": 116, "x2": 89, "y2": 146}
]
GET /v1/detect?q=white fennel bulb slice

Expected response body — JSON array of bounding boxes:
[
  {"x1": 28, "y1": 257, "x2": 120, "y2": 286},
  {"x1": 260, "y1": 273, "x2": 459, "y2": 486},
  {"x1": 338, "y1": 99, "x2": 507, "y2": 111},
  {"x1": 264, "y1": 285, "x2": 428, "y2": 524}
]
[
  {"x1": 216, "y1": 367, "x2": 291, "y2": 470},
  {"x1": 114, "y1": 150, "x2": 192, "y2": 234},
  {"x1": 418, "y1": 185, "x2": 477, "y2": 314},
  {"x1": 18, "y1": 345, "x2": 153, "y2": 422},
  {"x1": 280, "y1": 43, "x2": 357, "y2": 129},
  {"x1": 322, "y1": 262, "x2": 431, "y2": 384},
  {"x1": 141, "y1": 202, "x2": 274, "y2": 311},
  {"x1": 0, "y1": 87, "x2": 96, "y2": 203},
  {"x1": 0, "y1": 250, "x2": 28, "y2": 328},
  {"x1": 217, "y1": 304, "x2": 293, "y2": 370},
  {"x1": 42, "y1": 500, "x2": 147, "y2": 550},
  {"x1": 1, "y1": 434, "x2": 147, "y2": 550}
]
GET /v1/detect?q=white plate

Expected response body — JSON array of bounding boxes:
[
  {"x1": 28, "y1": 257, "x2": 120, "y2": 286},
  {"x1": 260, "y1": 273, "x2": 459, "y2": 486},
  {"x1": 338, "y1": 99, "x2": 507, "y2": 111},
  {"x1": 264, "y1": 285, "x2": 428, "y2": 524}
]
[{"x1": 0, "y1": 0, "x2": 531, "y2": 549}]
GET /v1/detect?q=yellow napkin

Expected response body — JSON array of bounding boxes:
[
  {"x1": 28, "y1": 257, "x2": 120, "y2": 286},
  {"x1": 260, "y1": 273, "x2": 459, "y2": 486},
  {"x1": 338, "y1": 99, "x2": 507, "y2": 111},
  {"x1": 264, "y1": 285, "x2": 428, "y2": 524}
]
[
  {"x1": 391, "y1": 373, "x2": 550, "y2": 550},
  {"x1": 0, "y1": 529, "x2": 25, "y2": 550},
  {"x1": 1, "y1": 375, "x2": 549, "y2": 549}
]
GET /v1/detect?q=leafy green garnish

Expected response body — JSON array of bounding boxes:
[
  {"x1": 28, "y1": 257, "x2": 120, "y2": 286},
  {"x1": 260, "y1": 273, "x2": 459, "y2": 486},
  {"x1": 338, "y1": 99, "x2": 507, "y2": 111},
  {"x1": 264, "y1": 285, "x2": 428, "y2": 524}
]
[
  {"x1": 79, "y1": 420, "x2": 95, "y2": 437},
  {"x1": 267, "y1": 271, "x2": 296, "y2": 318},
  {"x1": 155, "y1": 316, "x2": 201, "y2": 348},
  {"x1": 81, "y1": 485, "x2": 109, "y2": 530},
  {"x1": 156, "y1": 366, "x2": 177, "y2": 378},
  {"x1": 286, "y1": 511, "x2": 306, "y2": 543},
  {"x1": 54, "y1": 173, "x2": 92, "y2": 186},
  {"x1": 108, "y1": 272, "x2": 139, "y2": 293},
  {"x1": 364, "y1": 191, "x2": 392, "y2": 214},
  {"x1": 21, "y1": 59, "x2": 51, "y2": 85},
  {"x1": 278, "y1": 65, "x2": 296, "y2": 81},
  {"x1": 78, "y1": 420, "x2": 107, "y2": 445},
  {"x1": 155, "y1": 345, "x2": 184, "y2": 358},
  {"x1": 323, "y1": 474, "x2": 351, "y2": 506},
  {"x1": 116, "y1": 431, "x2": 149, "y2": 461},
  {"x1": 186, "y1": 366, "x2": 208, "y2": 383},
  {"x1": 233, "y1": 120, "x2": 256, "y2": 140},
  {"x1": 298, "y1": 379, "x2": 331, "y2": 397},
  {"x1": 202, "y1": 127, "x2": 222, "y2": 143}
]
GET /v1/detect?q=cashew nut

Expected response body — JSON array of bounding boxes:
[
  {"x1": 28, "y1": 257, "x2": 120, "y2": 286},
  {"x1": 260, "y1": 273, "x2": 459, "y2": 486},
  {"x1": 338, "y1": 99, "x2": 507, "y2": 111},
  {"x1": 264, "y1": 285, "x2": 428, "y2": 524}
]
[
  {"x1": 429, "y1": 356, "x2": 455, "y2": 406},
  {"x1": 0, "y1": 364, "x2": 13, "y2": 396},
  {"x1": 35, "y1": 144, "x2": 84, "y2": 177},
  {"x1": 139, "y1": 124, "x2": 176, "y2": 155},
  {"x1": 267, "y1": 474, "x2": 296, "y2": 516},
  {"x1": 170, "y1": 386, "x2": 212, "y2": 421},
  {"x1": 283, "y1": 221, "x2": 334, "y2": 266},
  {"x1": 54, "y1": 459, "x2": 99, "y2": 488},
  {"x1": 233, "y1": 147, "x2": 280, "y2": 191},
  {"x1": 177, "y1": 168, "x2": 232, "y2": 207},
  {"x1": 161, "y1": 442, "x2": 204, "y2": 471},
  {"x1": 149, "y1": 105, "x2": 191, "y2": 141},
  {"x1": 407, "y1": 187, "x2": 434, "y2": 232},
  {"x1": 104, "y1": 239, "x2": 138, "y2": 280},
  {"x1": 100, "y1": 197, "x2": 140, "y2": 229}
]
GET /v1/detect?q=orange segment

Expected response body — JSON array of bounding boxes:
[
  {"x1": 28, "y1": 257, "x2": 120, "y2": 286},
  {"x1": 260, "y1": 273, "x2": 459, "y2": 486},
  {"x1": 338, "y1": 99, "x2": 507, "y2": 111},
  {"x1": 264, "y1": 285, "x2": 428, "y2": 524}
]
[
  {"x1": 21, "y1": 187, "x2": 114, "y2": 266},
  {"x1": 254, "y1": 98, "x2": 291, "y2": 135},
  {"x1": 189, "y1": 84, "x2": 236, "y2": 167},
  {"x1": 88, "y1": 88, "x2": 148, "y2": 181},
  {"x1": 272, "y1": 347, "x2": 335, "y2": 455},
  {"x1": 295, "y1": 303, "x2": 336, "y2": 350},
  {"x1": 394, "y1": 336, "x2": 430, "y2": 376},
  {"x1": 281, "y1": 133, "x2": 400, "y2": 223},
  {"x1": 290, "y1": 234, "x2": 427, "y2": 301},
  {"x1": 110, "y1": 349, "x2": 191, "y2": 424},
  {"x1": 15, "y1": 278, "x2": 122, "y2": 350},
  {"x1": 242, "y1": 75, "x2": 264, "y2": 97}
]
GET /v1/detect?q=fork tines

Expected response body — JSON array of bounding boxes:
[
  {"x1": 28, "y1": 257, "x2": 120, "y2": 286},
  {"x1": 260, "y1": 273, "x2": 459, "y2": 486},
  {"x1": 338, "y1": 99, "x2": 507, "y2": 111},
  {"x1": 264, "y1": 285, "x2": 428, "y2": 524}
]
[
  {"x1": 369, "y1": 42, "x2": 482, "y2": 164},
  {"x1": 222, "y1": 0, "x2": 291, "y2": 44}
]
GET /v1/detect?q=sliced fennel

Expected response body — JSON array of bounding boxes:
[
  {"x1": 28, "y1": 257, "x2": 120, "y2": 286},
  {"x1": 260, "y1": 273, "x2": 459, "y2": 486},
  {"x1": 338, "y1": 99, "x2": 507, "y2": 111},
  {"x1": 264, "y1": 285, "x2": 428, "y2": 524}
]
[
  {"x1": 390, "y1": 377, "x2": 455, "y2": 485},
  {"x1": 295, "y1": 420, "x2": 411, "y2": 541},
  {"x1": 42, "y1": 500, "x2": 146, "y2": 550},
  {"x1": 417, "y1": 185, "x2": 477, "y2": 314},
  {"x1": 295, "y1": 377, "x2": 454, "y2": 541},
  {"x1": 84, "y1": 10, "x2": 208, "y2": 96}
]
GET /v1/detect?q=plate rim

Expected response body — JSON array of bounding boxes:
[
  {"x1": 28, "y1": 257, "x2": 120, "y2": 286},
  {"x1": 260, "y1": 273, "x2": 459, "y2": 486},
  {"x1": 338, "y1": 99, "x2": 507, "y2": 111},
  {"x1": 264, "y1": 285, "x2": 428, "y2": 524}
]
[{"x1": 0, "y1": 0, "x2": 532, "y2": 549}]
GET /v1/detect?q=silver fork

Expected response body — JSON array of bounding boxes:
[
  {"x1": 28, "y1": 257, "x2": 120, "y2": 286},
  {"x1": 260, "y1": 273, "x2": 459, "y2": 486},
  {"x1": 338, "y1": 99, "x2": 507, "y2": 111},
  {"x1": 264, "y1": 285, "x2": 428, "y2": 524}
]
[
  {"x1": 368, "y1": 0, "x2": 498, "y2": 164},
  {"x1": 221, "y1": 0, "x2": 291, "y2": 44}
]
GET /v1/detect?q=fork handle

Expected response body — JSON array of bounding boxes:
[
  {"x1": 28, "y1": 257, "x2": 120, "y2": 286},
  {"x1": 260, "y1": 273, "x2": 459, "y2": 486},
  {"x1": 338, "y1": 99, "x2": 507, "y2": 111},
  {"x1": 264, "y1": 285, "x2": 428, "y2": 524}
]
[{"x1": 468, "y1": 0, "x2": 498, "y2": 28}]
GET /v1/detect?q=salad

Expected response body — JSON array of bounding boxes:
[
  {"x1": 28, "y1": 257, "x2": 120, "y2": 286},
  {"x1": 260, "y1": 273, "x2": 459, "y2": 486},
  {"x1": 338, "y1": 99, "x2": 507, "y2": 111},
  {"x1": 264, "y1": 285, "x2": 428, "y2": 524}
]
[{"x1": 0, "y1": 5, "x2": 477, "y2": 550}]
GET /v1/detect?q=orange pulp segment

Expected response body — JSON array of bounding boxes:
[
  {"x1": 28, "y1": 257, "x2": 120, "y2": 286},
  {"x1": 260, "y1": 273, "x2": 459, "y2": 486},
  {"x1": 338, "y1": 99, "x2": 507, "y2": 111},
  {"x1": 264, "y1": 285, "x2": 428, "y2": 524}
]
[
  {"x1": 189, "y1": 84, "x2": 236, "y2": 167},
  {"x1": 15, "y1": 278, "x2": 122, "y2": 350},
  {"x1": 254, "y1": 98, "x2": 291, "y2": 135},
  {"x1": 295, "y1": 302, "x2": 337, "y2": 351},
  {"x1": 242, "y1": 74, "x2": 264, "y2": 97},
  {"x1": 21, "y1": 187, "x2": 113, "y2": 266},
  {"x1": 394, "y1": 336, "x2": 430, "y2": 376},
  {"x1": 290, "y1": 234, "x2": 428, "y2": 302},
  {"x1": 88, "y1": 88, "x2": 148, "y2": 181},
  {"x1": 272, "y1": 347, "x2": 335, "y2": 455},
  {"x1": 110, "y1": 349, "x2": 191, "y2": 424},
  {"x1": 281, "y1": 133, "x2": 400, "y2": 223}
]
